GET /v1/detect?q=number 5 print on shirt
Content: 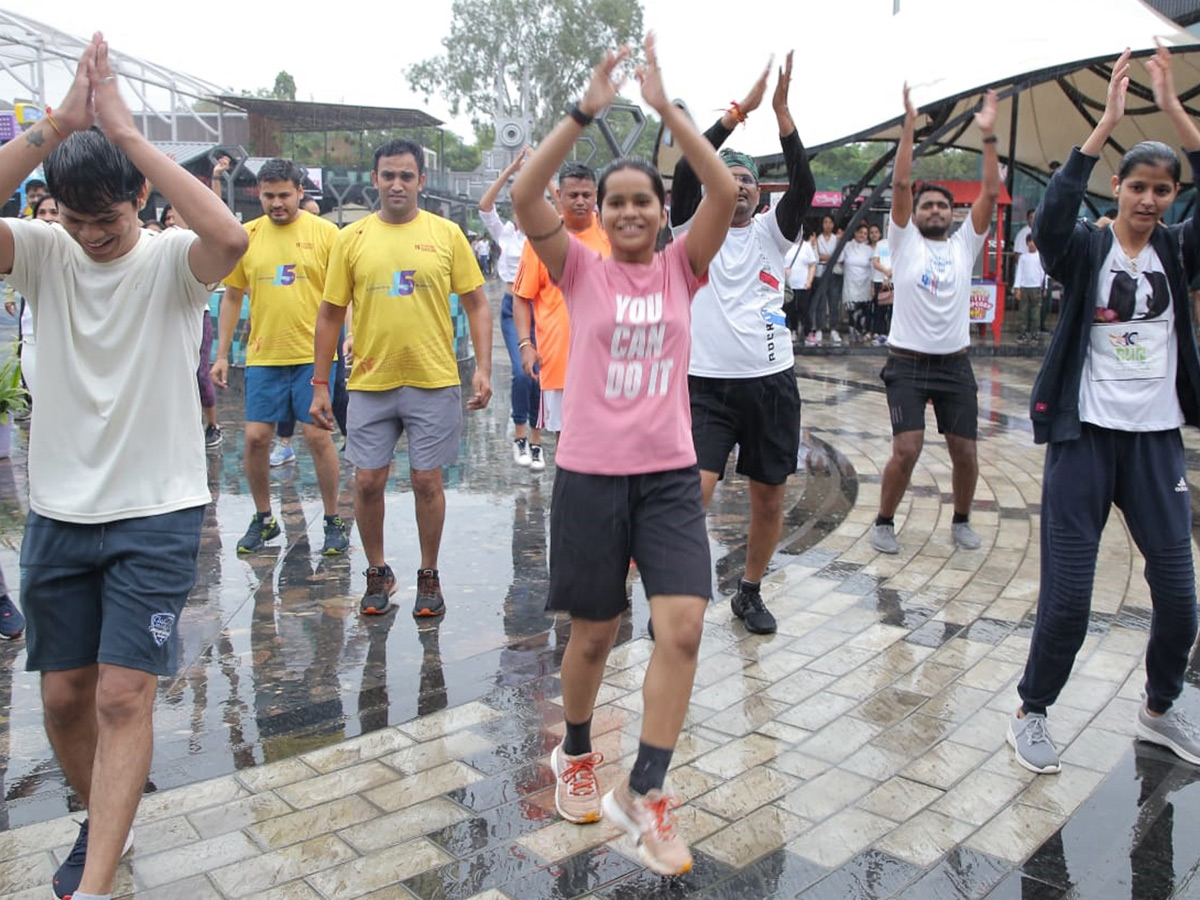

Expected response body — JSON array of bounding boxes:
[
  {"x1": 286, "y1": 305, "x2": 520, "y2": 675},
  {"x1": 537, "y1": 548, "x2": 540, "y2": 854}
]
[
  {"x1": 273, "y1": 264, "x2": 297, "y2": 286},
  {"x1": 389, "y1": 270, "x2": 417, "y2": 296}
]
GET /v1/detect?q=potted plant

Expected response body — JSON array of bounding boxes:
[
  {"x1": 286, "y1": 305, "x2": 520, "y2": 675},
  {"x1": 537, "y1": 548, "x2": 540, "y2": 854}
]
[{"x1": 0, "y1": 341, "x2": 29, "y2": 458}]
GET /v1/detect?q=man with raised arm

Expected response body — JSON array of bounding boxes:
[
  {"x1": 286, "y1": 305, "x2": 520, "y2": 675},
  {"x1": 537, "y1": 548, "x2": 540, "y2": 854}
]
[
  {"x1": 0, "y1": 34, "x2": 247, "y2": 900},
  {"x1": 870, "y1": 86, "x2": 999, "y2": 556},
  {"x1": 670, "y1": 52, "x2": 815, "y2": 635}
]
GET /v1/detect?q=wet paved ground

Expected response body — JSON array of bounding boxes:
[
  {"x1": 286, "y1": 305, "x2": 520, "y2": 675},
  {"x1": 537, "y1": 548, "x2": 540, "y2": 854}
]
[{"x1": 3, "y1": 303, "x2": 1200, "y2": 898}]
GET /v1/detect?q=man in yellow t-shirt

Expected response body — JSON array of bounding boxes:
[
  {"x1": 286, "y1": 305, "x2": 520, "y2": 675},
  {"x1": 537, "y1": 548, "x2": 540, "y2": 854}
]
[
  {"x1": 312, "y1": 139, "x2": 492, "y2": 620},
  {"x1": 512, "y1": 163, "x2": 610, "y2": 442},
  {"x1": 211, "y1": 158, "x2": 348, "y2": 556}
]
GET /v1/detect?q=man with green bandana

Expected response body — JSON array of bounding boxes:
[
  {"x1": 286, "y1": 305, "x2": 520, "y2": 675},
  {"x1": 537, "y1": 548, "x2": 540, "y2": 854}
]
[{"x1": 670, "y1": 52, "x2": 814, "y2": 635}]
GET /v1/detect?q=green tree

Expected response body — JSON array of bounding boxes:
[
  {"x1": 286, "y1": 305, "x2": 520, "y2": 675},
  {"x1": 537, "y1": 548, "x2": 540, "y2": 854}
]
[
  {"x1": 407, "y1": 0, "x2": 644, "y2": 140},
  {"x1": 272, "y1": 71, "x2": 297, "y2": 102}
]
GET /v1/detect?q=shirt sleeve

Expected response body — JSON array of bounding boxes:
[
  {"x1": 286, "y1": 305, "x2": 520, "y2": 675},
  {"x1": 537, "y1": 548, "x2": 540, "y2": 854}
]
[
  {"x1": 322, "y1": 227, "x2": 353, "y2": 308},
  {"x1": 6, "y1": 218, "x2": 58, "y2": 303},
  {"x1": 480, "y1": 209, "x2": 510, "y2": 245},
  {"x1": 449, "y1": 225, "x2": 485, "y2": 295},
  {"x1": 888, "y1": 219, "x2": 915, "y2": 261},
  {"x1": 160, "y1": 228, "x2": 211, "y2": 311}
]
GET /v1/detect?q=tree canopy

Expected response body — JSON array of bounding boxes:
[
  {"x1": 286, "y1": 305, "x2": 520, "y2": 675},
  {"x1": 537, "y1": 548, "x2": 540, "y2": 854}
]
[{"x1": 407, "y1": 0, "x2": 644, "y2": 139}]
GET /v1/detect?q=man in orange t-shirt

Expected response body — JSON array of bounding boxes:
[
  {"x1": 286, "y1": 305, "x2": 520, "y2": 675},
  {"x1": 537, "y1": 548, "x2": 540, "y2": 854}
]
[{"x1": 512, "y1": 162, "x2": 610, "y2": 440}]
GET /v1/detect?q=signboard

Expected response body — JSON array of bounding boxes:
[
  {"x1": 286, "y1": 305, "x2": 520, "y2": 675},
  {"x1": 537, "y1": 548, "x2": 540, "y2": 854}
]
[
  {"x1": 969, "y1": 281, "x2": 997, "y2": 324},
  {"x1": 0, "y1": 113, "x2": 16, "y2": 142}
]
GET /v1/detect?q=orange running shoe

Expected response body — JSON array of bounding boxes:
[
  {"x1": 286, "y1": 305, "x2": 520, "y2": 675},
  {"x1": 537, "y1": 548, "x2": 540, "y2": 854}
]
[
  {"x1": 550, "y1": 742, "x2": 604, "y2": 824},
  {"x1": 602, "y1": 778, "x2": 692, "y2": 875}
]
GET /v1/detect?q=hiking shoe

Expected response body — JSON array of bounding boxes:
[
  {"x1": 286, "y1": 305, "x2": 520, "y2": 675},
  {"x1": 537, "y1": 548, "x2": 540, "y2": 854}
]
[
  {"x1": 269, "y1": 442, "x2": 295, "y2": 467},
  {"x1": 361, "y1": 564, "x2": 397, "y2": 615},
  {"x1": 951, "y1": 521, "x2": 982, "y2": 550},
  {"x1": 321, "y1": 516, "x2": 349, "y2": 555},
  {"x1": 602, "y1": 779, "x2": 692, "y2": 876},
  {"x1": 550, "y1": 742, "x2": 603, "y2": 824},
  {"x1": 237, "y1": 514, "x2": 280, "y2": 553},
  {"x1": 513, "y1": 437, "x2": 532, "y2": 466},
  {"x1": 204, "y1": 423, "x2": 223, "y2": 448},
  {"x1": 1008, "y1": 712, "x2": 1060, "y2": 774},
  {"x1": 413, "y1": 568, "x2": 445, "y2": 617},
  {"x1": 0, "y1": 595, "x2": 23, "y2": 640},
  {"x1": 529, "y1": 444, "x2": 546, "y2": 472},
  {"x1": 731, "y1": 584, "x2": 776, "y2": 634},
  {"x1": 871, "y1": 523, "x2": 899, "y2": 554},
  {"x1": 1137, "y1": 705, "x2": 1200, "y2": 766},
  {"x1": 54, "y1": 818, "x2": 134, "y2": 899}
]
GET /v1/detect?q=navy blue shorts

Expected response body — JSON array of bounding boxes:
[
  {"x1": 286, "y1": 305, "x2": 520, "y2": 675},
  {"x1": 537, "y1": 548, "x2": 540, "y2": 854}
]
[
  {"x1": 20, "y1": 506, "x2": 204, "y2": 675},
  {"x1": 245, "y1": 362, "x2": 338, "y2": 425}
]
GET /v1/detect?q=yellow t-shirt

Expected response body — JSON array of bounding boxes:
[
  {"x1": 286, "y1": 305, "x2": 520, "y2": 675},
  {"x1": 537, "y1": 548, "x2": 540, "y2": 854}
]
[
  {"x1": 323, "y1": 211, "x2": 484, "y2": 391},
  {"x1": 223, "y1": 211, "x2": 338, "y2": 365}
]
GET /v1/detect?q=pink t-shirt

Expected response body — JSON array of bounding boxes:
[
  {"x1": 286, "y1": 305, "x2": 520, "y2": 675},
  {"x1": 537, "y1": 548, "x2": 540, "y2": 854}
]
[{"x1": 554, "y1": 235, "x2": 700, "y2": 475}]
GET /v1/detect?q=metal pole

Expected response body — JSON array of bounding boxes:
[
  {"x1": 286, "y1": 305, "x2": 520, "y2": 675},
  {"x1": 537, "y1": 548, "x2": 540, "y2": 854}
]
[{"x1": 1004, "y1": 90, "x2": 1020, "y2": 284}]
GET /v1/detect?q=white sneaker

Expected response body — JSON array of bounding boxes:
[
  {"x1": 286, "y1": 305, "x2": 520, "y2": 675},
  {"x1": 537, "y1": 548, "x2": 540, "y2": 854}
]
[
  {"x1": 813, "y1": 330, "x2": 823, "y2": 344},
  {"x1": 529, "y1": 444, "x2": 546, "y2": 472},
  {"x1": 830, "y1": 330, "x2": 842, "y2": 345},
  {"x1": 513, "y1": 437, "x2": 532, "y2": 467}
]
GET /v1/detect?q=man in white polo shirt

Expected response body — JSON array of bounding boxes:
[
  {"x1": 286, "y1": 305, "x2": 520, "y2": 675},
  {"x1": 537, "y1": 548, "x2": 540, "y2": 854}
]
[{"x1": 871, "y1": 85, "x2": 999, "y2": 555}]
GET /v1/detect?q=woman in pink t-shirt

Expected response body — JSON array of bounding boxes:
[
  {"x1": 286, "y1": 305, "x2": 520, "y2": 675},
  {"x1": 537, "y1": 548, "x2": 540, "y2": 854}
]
[{"x1": 510, "y1": 34, "x2": 736, "y2": 877}]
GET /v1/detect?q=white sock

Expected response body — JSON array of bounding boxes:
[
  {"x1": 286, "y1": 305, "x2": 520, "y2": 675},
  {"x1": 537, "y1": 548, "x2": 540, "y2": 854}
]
[{"x1": 72, "y1": 893, "x2": 112, "y2": 900}]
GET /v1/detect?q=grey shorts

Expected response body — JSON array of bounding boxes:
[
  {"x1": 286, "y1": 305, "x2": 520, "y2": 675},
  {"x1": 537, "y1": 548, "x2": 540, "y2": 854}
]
[
  {"x1": 20, "y1": 506, "x2": 204, "y2": 676},
  {"x1": 346, "y1": 385, "x2": 463, "y2": 471}
]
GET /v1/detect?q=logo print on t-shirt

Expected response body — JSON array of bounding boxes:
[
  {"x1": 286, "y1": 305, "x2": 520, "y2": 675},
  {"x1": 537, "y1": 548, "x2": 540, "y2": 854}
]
[
  {"x1": 149, "y1": 613, "x2": 176, "y2": 647},
  {"x1": 273, "y1": 264, "x2": 297, "y2": 286},
  {"x1": 606, "y1": 292, "x2": 672, "y2": 399},
  {"x1": 1103, "y1": 270, "x2": 1169, "y2": 322},
  {"x1": 389, "y1": 270, "x2": 417, "y2": 296}
]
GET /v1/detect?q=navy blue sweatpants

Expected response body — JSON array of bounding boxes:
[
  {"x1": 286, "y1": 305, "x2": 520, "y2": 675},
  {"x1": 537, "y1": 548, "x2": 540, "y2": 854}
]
[{"x1": 1018, "y1": 424, "x2": 1197, "y2": 716}]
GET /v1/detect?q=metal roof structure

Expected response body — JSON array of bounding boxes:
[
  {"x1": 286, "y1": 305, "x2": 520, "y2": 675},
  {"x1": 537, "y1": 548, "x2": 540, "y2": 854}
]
[
  {"x1": 214, "y1": 96, "x2": 441, "y2": 132},
  {"x1": 0, "y1": 9, "x2": 240, "y2": 143}
]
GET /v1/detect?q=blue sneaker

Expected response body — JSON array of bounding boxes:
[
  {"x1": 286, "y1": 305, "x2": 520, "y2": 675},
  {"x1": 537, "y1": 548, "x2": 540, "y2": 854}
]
[
  {"x1": 0, "y1": 594, "x2": 22, "y2": 640},
  {"x1": 269, "y1": 442, "x2": 295, "y2": 467}
]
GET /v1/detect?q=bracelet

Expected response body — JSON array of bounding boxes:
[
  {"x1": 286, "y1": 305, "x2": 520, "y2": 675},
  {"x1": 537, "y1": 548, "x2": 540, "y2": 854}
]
[
  {"x1": 43, "y1": 108, "x2": 63, "y2": 137},
  {"x1": 729, "y1": 101, "x2": 747, "y2": 124},
  {"x1": 567, "y1": 103, "x2": 594, "y2": 127},
  {"x1": 526, "y1": 219, "x2": 565, "y2": 241},
  {"x1": 309, "y1": 378, "x2": 329, "y2": 386},
  {"x1": 981, "y1": 135, "x2": 998, "y2": 144},
  {"x1": 518, "y1": 339, "x2": 533, "y2": 350}
]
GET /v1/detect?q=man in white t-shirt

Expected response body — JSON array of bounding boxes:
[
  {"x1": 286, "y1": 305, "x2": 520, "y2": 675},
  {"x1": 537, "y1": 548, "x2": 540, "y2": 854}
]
[
  {"x1": 0, "y1": 35, "x2": 247, "y2": 900},
  {"x1": 1013, "y1": 209, "x2": 1035, "y2": 256},
  {"x1": 870, "y1": 85, "x2": 999, "y2": 556},
  {"x1": 670, "y1": 54, "x2": 814, "y2": 634}
]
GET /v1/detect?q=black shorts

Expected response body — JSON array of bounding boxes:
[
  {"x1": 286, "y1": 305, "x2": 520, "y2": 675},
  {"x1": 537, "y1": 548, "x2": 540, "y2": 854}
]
[
  {"x1": 689, "y1": 371, "x2": 802, "y2": 485},
  {"x1": 547, "y1": 466, "x2": 711, "y2": 621},
  {"x1": 880, "y1": 349, "x2": 978, "y2": 439}
]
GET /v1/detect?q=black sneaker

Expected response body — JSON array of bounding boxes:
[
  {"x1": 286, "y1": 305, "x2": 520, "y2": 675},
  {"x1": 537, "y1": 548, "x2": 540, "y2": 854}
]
[
  {"x1": 237, "y1": 514, "x2": 280, "y2": 553},
  {"x1": 361, "y1": 564, "x2": 396, "y2": 615},
  {"x1": 204, "y1": 423, "x2": 223, "y2": 449},
  {"x1": 414, "y1": 568, "x2": 445, "y2": 617},
  {"x1": 54, "y1": 818, "x2": 134, "y2": 899},
  {"x1": 0, "y1": 594, "x2": 24, "y2": 640},
  {"x1": 321, "y1": 516, "x2": 349, "y2": 555},
  {"x1": 731, "y1": 583, "x2": 777, "y2": 634}
]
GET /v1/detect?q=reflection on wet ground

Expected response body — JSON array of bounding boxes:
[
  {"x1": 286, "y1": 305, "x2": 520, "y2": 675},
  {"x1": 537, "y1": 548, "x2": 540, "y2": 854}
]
[{"x1": 3, "y1": 331, "x2": 1200, "y2": 898}]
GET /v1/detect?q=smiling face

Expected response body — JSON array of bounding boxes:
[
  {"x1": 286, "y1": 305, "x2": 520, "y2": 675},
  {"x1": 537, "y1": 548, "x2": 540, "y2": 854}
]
[
  {"x1": 372, "y1": 153, "x2": 425, "y2": 224},
  {"x1": 598, "y1": 167, "x2": 665, "y2": 263},
  {"x1": 853, "y1": 223, "x2": 869, "y2": 243},
  {"x1": 259, "y1": 178, "x2": 303, "y2": 225},
  {"x1": 1112, "y1": 162, "x2": 1177, "y2": 237},
  {"x1": 59, "y1": 199, "x2": 144, "y2": 262},
  {"x1": 558, "y1": 176, "x2": 597, "y2": 233}
]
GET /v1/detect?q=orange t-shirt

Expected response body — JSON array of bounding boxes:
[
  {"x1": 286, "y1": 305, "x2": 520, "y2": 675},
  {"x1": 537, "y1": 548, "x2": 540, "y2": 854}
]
[{"x1": 512, "y1": 218, "x2": 610, "y2": 391}]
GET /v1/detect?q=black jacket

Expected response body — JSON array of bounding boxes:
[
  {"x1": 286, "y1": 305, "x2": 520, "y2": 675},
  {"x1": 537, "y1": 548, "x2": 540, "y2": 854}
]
[{"x1": 1029, "y1": 146, "x2": 1200, "y2": 444}]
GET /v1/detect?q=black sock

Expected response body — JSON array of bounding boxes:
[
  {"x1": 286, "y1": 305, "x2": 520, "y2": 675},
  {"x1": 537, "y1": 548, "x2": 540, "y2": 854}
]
[
  {"x1": 629, "y1": 741, "x2": 673, "y2": 795},
  {"x1": 562, "y1": 716, "x2": 592, "y2": 756},
  {"x1": 255, "y1": 510, "x2": 272, "y2": 521},
  {"x1": 324, "y1": 513, "x2": 340, "y2": 524},
  {"x1": 875, "y1": 514, "x2": 894, "y2": 527},
  {"x1": 740, "y1": 579, "x2": 760, "y2": 592},
  {"x1": 952, "y1": 512, "x2": 969, "y2": 525}
]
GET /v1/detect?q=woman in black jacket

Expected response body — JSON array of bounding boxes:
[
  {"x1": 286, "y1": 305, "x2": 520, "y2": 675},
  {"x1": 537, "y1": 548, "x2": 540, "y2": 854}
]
[{"x1": 1011, "y1": 44, "x2": 1200, "y2": 775}]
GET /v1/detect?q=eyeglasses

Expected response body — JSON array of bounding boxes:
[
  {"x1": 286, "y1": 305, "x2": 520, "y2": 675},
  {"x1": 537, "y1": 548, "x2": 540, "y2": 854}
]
[{"x1": 731, "y1": 174, "x2": 757, "y2": 186}]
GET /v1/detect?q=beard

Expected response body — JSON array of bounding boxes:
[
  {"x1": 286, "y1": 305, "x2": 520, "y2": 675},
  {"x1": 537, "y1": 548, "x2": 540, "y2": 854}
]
[{"x1": 916, "y1": 220, "x2": 950, "y2": 239}]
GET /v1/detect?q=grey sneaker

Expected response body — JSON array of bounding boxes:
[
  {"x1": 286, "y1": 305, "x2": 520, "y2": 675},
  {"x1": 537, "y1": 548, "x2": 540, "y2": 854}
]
[
  {"x1": 1136, "y1": 705, "x2": 1200, "y2": 766},
  {"x1": 871, "y1": 523, "x2": 899, "y2": 554},
  {"x1": 1008, "y1": 712, "x2": 1060, "y2": 773},
  {"x1": 951, "y1": 521, "x2": 982, "y2": 550}
]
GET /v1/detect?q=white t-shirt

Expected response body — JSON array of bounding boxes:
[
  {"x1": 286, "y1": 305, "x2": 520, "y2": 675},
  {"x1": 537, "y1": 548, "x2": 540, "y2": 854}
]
[
  {"x1": 841, "y1": 239, "x2": 874, "y2": 285},
  {"x1": 8, "y1": 220, "x2": 212, "y2": 523},
  {"x1": 1014, "y1": 224, "x2": 1033, "y2": 255},
  {"x1": 815, "y1": 232, "x2": 837, "y2": 276},
  {"x1": 786, "y1": 241, "x2": 817, "y2": 289},
  {"x1": 481, "y1": 209, "x2": 525, "y2": 284},
  {"x1": 675, "y1": 210, "x2": 793, "y2": 378},
  {"x1": 1014, "y1": 252, "x2": 1046, "y2": 289},
  {"x1": 873, "y1": 240, "x2": 890, "y2": 283},
  {"x1": 887, "y1": 216, "x2": 988, "y2": 354},
  {"x1": 1078, "y1": 241, "x2": 1183, "y2": 431}
]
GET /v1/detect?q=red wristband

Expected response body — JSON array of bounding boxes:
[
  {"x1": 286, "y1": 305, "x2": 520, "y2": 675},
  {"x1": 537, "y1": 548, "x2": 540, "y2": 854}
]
[{"x1": 310, "y1": 378, "x2": 329, "y2": 386}]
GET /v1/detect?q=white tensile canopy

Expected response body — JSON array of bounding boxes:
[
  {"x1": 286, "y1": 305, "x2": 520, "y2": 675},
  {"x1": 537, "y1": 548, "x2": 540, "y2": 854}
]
[{"x1": 654, "y1": 0, "x2": 1200, "y2": 196}]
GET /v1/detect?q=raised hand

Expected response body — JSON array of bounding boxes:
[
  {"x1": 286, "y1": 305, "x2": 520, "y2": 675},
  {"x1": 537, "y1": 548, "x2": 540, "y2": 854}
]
[
  {"x1": 89, "y1": 34, "x2": 138, "y2": 143},
  {"x1": 1104, "y1": 48, "x2": 1132, "y2": 123},
  {"x1": 974, "y1": 89, "x2": 998, "y2": 136},
  {"x1": 636, "y1": 33, "x2": 668, "y2": 114},
  {"x1": 772, "y1": 50, "x2": 793, "y2": 114},
  {"x1": 212, "y1": 155, "x2": 232, "y2": 179},
  {"x1": 740, "y1": 55, "x2": 774, "y2": 116},
  {"x1": 52, "y1": 32, "x2": 99, "y2": 134},
  {"x1": 902, "y1": 83, "x2": 917, "y2": 124},
  {"x1": 1147, "y1": 40, "x2": 1180, "y2": 113},
  {"x1": 580, "y1": 45, "x2": 631, "y2": 117}
]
